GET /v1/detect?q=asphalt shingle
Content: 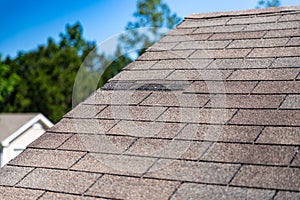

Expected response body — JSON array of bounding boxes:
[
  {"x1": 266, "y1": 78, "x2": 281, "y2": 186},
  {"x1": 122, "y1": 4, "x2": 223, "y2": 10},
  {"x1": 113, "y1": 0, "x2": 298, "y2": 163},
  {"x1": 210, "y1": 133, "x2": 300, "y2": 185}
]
[
  {"x1": 59, "y1": 134, "x2": 135, "y2": 154},
  {"x1": 28, "y1": 132, "x2": 72, "y2": 149},
  {"x1": 0, "y1": 186, "x2": 44, "y2": 200},
  {"x1": 229, "y1": 109, "x2": 300, "y2": 126},
  {"x1": 9, "y1": 149, "x2": 85, "y2": 169},
  {"x1": 176, "y1": 124, "x2": 263, "y2": 142},
  {"x1": 207, "y1": 94, "x2": 285, "y2": 108},
  {"x1": 108, "y1": 120, "x2": 184, "y2": 138},
  {"x1": 72, "y1": 153, "x2": 156, "y2": 176},
  {"x1": 171, "y1": 183, "x2": 275, "y2": 200},
  {"x1": 231, "y1": 165, "x2": 300, "y2": 191},
  {"x1": 0, "y1": 166, "x2": 33, "y2": 186},
  {"x1": 2, "y1": 5, "x2": 300, "y2": 199},
  {"x1": 85, "y1": 175, "x2": 180, "y2": 200},
  {"x1": 201, "y1": 143, "x2": 297, "y2": 165},
  {"x1": 17, "y1": 168, "x2": 100, "y2": 194},
  {"x1": 280, "y1": 95, "x2": 300, "y2": 109},
  {"x1": 145, "y1": 159, "x2": 240, "y2": 184},
  {"x1": 256, "y1": 127, "x2": 300, "y2": 145}
]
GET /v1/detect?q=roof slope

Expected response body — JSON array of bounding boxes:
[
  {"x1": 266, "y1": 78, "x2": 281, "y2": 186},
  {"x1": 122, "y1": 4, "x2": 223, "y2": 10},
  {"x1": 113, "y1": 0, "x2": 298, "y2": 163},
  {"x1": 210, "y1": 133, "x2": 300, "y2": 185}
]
[
  {"x1": 0, "y1": 113, "x2": 38, "y2": 142},
  {"x1": 1, "y1": 5, "x2": 300, "y2": 199}
]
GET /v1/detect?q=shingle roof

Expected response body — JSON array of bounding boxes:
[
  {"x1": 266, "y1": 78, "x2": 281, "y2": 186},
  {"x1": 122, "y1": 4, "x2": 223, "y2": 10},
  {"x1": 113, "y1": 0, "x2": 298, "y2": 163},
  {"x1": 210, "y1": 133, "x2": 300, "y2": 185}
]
[{"x1": 1, "y1": 5, "x2": 300, "y2": 199}]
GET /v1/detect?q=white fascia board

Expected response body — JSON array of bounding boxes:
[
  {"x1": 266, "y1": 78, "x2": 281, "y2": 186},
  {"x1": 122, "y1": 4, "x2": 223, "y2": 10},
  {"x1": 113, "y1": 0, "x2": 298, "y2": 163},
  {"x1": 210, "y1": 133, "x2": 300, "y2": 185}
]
[{"x1": 1, "y1": 113, "x2": 53, "y2": 147}]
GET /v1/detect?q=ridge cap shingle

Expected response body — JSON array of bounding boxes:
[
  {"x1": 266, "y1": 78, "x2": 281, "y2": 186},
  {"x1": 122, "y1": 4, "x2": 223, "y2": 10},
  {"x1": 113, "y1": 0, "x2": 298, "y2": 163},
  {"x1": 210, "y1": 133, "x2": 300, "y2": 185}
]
[{"x1": 186, "y1": 5, "x2": 300, "y2": 19}]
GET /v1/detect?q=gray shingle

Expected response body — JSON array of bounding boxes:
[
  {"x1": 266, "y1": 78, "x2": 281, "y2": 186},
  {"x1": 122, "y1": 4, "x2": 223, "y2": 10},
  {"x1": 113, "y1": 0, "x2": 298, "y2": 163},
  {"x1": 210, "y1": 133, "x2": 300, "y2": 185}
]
[
  {"x1": 264, "y1": 28, "x2": 300, "y2": 38},
  {"x1": 9, "y1": 149, "x2": 85, "y2": 169},
  {"x1": 40, "y1": 192, "x2": 102, "y2": 200},
  {"x1": 0, "y1": 166, "x2": 33, "y2": 186},
  {"x1": 140, "y1": 92, "x2": 210, "y2": 107},
  {"x1": 227, "y1": 15, "x2": 280, "y2": 25},
  {"x1": 209, "y1": 31, "x2": 266, "y2": 40},
  {"x1": 167, "y1": 28, "x2": 196, "y2": 35},
  {"x1": 228, "y1": 68, "x2": 299, "y2": 81},
  {"x1": 207, "y1": 94, "x2": 285, "y2": 108},
  {"x1": 190, "y1": 49, "x2": 251, "y2": 59},
  {"x1": 274, "y1": 191, "x2": 300, "y2": 200},
  {"x1": 178, "y1": 18, "x2": 228, "y2": 28},
  {"x1": 96, "y1": 105, "x2": 167, "y2": 121},
  {"x1": 171, "y1": 183, "x2": 275, "y2": 200},
  {"x1": 159, "y1": 34, "x2": 212, "y2": 42},
  {"x1": 227, "y1": 38, "x2": 288, "y2": 49},
  {"x1": 279, "y1": 13, "x2": 300, "y2": 21},
  {"x1": 49, "y1": 118, "x2": 116, "y2": 134},
  {"x1": 157, "y1": 107, "x2": 236, "y2": 124},
  {"x1": 201, "y1": 143, "x2": 296, "y2": 165},
  {"x1": 256, "y1": 127, "x2": 300, "y2": 145},
  {"x1": 185, "y1": 81, "x2": 257, "y2": 94},
  {"x1": 194, "y1": 25, "x2": 245, "y2": 33},
  {"x1": 64, "y1": 104, "x2": 106, "y2": 118},
  {"x1": 126, "y1": 138, "x2": 211, "y2": 160},
  {"x1": 145, "y1": 159, "x2": 240, "y2": 184},
  {"x1": 166, "y1": 69, "x2": 233, "y2": 81},
  {"x1": 110, "y1": 70, "x2": 172, "y2": 81},
  {"x1": 280, "y1": 95, "x2": 300, "y2": 109},
  {"x1": 244, "y1": 21, "x2": 299, "y2": 31},
  {"x1": 253, "y1": 81, "x2": 300, "y2": 94},
  {"x1": 17, "y1": 168, "x2": 100, "y2": 194},
  {"x1": 0, "y1": 186, "x2": 44, "y2": 200},
  {"x1": 271, "y1": 57, "x2": 300, "y2": 68},
  {"x1": 150, "y1": 59, "x2": 212, "y2": 69},
  {"x1": 287, "y1": 37, "x2": 300, "y2": 46},
  {"x1": 86, "y1": 175, "x2": 180, "y2": 200},
  {"x1": 123, "y1": 60, "x2": 157, "y2": 70},
  {"x1": 231, "y1": 165, "x2": 300, "y2": 190},
  {"x1": 147, "y1": 42, "x2": 177, "y2": 51},
  {"x1": 248, "y1": 47, "x2": 300, "y2": 58},
  {"x1": 229, "y1": 109, "x2": 300, "y2": 126},
  {"x1": 108, "y1": 120, "x2": 184, "y2": 138},
  {"x1": 72, "y1": 153, "x2": 156, "y2": 176},
  {"x1": 137, "y1": 50, "x2": 194, "y2": 60},
  {"x1": 176, "y1": 124, "x2": 263, "y2": 143},
  {"x1": 83, "y1": 90, "x2": 150, "y2": 105},
  {"x1": 208, "y1": 58, "x2": 273, "y2": 69},
  {"x1": 28, "y1": 132, "x2": 72, "y2": 149},
  {"x1": 173, "y1": 40, "x2": 231, "y2": 50},
  {"x1": 292, "y1": 151, "x2": 300, "y2": 167},
  {"x1": 59, "y1": 134, "x2": 135, "y2": 154}
]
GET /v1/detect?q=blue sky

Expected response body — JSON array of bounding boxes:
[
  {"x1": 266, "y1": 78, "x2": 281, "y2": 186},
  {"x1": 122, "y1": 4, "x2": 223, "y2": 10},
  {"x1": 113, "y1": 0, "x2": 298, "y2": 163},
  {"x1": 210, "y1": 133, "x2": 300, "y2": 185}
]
[{"x1": 0, "y1": 0, "x2": 299, "y2": 57}]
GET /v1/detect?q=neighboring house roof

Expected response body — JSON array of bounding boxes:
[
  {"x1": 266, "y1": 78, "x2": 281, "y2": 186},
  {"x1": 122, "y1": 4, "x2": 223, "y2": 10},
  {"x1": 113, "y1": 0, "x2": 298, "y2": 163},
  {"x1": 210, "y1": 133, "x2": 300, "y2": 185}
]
[
  {"x1": 0, "y1": 5, "x2": 300, "y2": 199},
  {"x1": 0, "y1": 113, "x2": 53, "y2": 146}
]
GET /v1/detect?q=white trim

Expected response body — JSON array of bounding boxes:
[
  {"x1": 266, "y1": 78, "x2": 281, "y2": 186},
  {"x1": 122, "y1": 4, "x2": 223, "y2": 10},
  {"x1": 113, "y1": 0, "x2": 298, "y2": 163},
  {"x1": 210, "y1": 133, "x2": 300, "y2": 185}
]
[{"x1": 1, "y1": 113, "x2": 53, "y2": 147}]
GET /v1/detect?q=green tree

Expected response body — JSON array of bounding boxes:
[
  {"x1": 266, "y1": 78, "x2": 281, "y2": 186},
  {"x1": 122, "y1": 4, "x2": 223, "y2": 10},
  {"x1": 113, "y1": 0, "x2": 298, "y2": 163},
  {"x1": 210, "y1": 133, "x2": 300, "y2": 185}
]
[
  {"x1": 2, "y1": 22, "x2": 96, "y2": 122},
  {"x1": 94, "y1": 0, "x2": 181, "y2": 91},
  {"x1": 1, "y1": 0, "x2": 180, "y2": 122},
  {"x1": 256, "y1": 0, "x2": 280, "y2": 8},
  {"x1": 119, "y1": 0, "x2": 181, "y2": 57},
  {"x1": 0, "y1": 59, "x2": 20, "y2": 107}
]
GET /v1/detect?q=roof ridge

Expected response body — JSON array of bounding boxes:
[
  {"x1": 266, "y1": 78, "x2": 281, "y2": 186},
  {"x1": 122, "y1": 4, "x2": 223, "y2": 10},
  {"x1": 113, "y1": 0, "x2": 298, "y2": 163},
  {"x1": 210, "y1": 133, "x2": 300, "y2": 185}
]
[{"x1": 186, "y1": 5, "x2": 300, "y2": 19}]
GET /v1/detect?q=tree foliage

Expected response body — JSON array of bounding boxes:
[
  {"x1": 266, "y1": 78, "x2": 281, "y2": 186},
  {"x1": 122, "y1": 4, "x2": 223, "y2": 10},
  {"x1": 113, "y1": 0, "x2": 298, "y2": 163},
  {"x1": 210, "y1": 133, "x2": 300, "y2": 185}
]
[
  {"x1": 256, "y1": 0, "x2": 280, "y2": 8},
  {"x1": 119, "y1": 0, "x2": 181, "y2": 56},
  {"x1": 1, "y1": 23, "x2": 96, "y2": 122},
  {"x1": 0, "y1": 60, "x2": 20, "y2": 106},
  {"x1": 0, "y1": 0, "x2": 180, "y2": 123}
]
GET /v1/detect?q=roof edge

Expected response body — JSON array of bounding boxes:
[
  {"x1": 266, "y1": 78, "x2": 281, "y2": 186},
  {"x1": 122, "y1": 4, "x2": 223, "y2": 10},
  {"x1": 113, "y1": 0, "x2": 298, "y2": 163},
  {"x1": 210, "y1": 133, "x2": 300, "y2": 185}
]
[
  {"x1": 1, "y1": 113, "x2": 53, "y2": 146},
  {"x1": 186, "y1": 5, "x2": 300, "y2": 19}
]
